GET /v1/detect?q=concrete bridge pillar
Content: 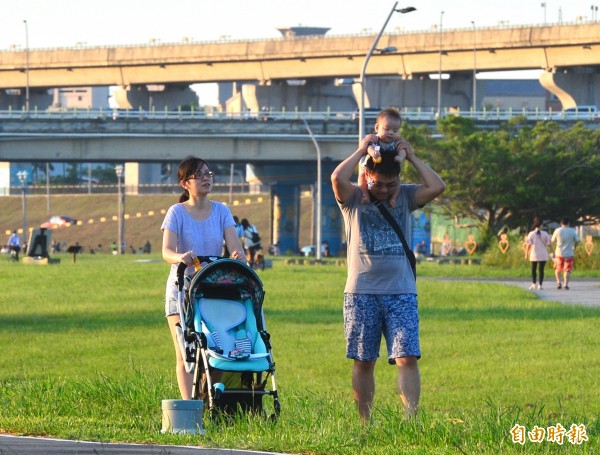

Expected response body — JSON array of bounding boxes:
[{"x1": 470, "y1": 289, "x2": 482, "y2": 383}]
[
  {"x1": 112, "y1": 84, "x2": 199, "y2": 110},
  {"x1": 539, "y1": 71, "x2": 576, "y2": 110},
  {"x1": 315, "y1": 160, "x2": 343, "y2": 257},
  {"x1": 271, "y1": 183, "x2": 300, "y2": 255}
]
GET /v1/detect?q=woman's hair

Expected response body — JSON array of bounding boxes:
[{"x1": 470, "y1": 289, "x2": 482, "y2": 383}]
[
  {"x1": 240, "y1": 218, "x2": 250, "y2": 230},
  {"x1": 177, "y1": 156, "x2": 208, "y2": 203},
  {"x1": 532, "y1": 216, "x2": 543, "y2": 229},
  {"x1": 363, "y1": 150, "x2": 401, "y2": 178}
]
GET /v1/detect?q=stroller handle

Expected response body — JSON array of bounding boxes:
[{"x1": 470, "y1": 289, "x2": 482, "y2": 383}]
[
  {"x1": 176, "y1": 256, "x2": 226, "y2": 291},
  {"x1": 176, "y1": 262, "x2": 188, "y2": 292}
]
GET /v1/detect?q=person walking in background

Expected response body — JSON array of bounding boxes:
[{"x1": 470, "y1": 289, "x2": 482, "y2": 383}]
[
  {"x1": 161, "y1": 156, "x2": 246, "y2": 399},
  {"x1": 524, "y1": 216, "x2": 551, "y2": 290},
  {"x1": 551, "y1": 217, "x2": 579, "y2": 290},
  {"x1": 331, "y1": 123, "x2": 445, "y2": 422},
  {"x1": 7, "y1": 230, "x2": 21, "y2": 261},
  {"x1": 241, "y1": 218, "x2": 261, "y2": 267},
  {"x1": 223, "y1": 215, "x2": 245, "y2": 258},
  {"x1": 234, "y1": 216, "x2": 244, "y2": 242}
]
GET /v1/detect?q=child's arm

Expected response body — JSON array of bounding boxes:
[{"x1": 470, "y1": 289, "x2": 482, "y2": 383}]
[
  {"x1": 367, "y1": 143, "x2": 382, "y2": 163},
  {"x1": 387, "y1": 138, "x2": 407, "y2": 207},
  {"x1": 394, "y1": 138, "x2": 408, "y2": 163},
  {"x1": 358, "y1": 155, "x2": 371, "y2": 203}
]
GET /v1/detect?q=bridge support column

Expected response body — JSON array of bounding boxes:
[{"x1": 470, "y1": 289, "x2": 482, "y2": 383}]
[
  {"x1": 315, "y1": 160, "x2": 343, "y2": 257},
  {"x1": 113, "y1": 84, "x2": 199, "y2": 110},
  {"x1": 271, "y1": 183, "x2": 300, "y2": 255},
  {"x1": 539, "y1": 71, "x2": 576, "y2": 110}
]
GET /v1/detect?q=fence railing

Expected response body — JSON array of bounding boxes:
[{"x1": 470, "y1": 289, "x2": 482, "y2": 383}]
[
  {"x1": 1, "y1": 107, "x2": 598, "y2": 123},
  {"x1": 2, "y1": 182, "x2": 253, "y2": 197}
]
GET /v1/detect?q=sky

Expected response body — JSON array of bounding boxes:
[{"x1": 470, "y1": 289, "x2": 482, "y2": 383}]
[{"x1": 1, "y1": 0, "x2": 595, "y2": 104}]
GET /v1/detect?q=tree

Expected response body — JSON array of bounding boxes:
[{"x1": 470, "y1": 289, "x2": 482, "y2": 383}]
[{"x1": 402, "y1": 117, "x2": 600, "y2": 236}]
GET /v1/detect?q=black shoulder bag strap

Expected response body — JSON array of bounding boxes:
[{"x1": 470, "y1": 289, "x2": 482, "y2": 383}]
[{"x1": 370, "y1": 194, "x2": 417, "y2": 279}]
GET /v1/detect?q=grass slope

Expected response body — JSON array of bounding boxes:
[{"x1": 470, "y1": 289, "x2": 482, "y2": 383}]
[{"x1": 1, "y1": 193, "x2": 315, "y2": 254}]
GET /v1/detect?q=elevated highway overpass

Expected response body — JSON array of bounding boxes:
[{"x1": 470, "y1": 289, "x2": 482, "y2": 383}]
[
  {"x1": 1, "y1": 22, "x2": 599, "y2": 112},
  {"x1": 3, "y1": 107, "x2": 598, "y2": 163},
  {"x1": 1, "y1": 23, "x2": 599, "y2": 85}
]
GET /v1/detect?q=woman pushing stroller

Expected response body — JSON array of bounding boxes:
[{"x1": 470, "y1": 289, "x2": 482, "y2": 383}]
[{"x1": 161, "y1": 156, "x2": 247, "y2": 399}]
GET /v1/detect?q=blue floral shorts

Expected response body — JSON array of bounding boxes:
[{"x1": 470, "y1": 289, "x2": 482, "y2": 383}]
[{"x1": 344, "y1": 293, "x2": 420, "y2": 364}]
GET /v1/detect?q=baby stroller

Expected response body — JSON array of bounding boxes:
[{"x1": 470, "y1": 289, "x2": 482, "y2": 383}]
[{"x1": 175, "y1": 257, "x2": 280, "y2": 419}]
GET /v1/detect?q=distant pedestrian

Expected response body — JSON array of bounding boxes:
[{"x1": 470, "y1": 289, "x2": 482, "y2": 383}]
[
  {"x1": 7, "y1": 230, "x2": 21, "y2": 261},
  {"x1": 551, "y1": 217, "x2": 579, "y2": 290},
  {"x1": 524, "y1": 216, "x2": 551, "y2": 290},
  {"x1": 241, "y1": 218, "x2": 261, "y2": 267},
  {"x1": 223, "y1": 216, "x2": 244, "y2": 258},
  {"x1": 234, "y1": 216, "x2": 244, "y2": 242}
]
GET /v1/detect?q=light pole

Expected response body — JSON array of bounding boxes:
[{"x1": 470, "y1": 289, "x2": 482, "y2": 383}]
[
  {"x1": 17, "y1": 170, "x2": 28, "y2": 246},
  {"x1": 46, "y1": 162, "x2": 51, "y2": 215},
  {"x1": 358, "y1": 2, "x2": 416, "y2": 141},
  {"x1": 23, "y1": 20, "x2": 30, "y2": 111},
  {"x1": 436, "y1": 11, "x2": 445, "y2": 119},
  {"x1": 471, "y1": 20, "x2": 477, "y2": 114},
  {"x1": 301, "y1": 118, "x2": 322, "y2": 261},
  {"x1": 115, "y1": 164, "x2": 125, "y2": 254},
  {"x1": 541, "y1": 2, "x2": 547, "y2": 24}
]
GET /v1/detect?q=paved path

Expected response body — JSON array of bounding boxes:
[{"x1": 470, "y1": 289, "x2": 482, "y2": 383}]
[
  {"x1": 0, "y1": 434, "x2": 285, "y2": 455},
  {"x1": 498, "y1": 278, "x2": 600, "y2": 307},
  {"x1": 429, "y1": 277, "x2": 599, "y2": 307}
]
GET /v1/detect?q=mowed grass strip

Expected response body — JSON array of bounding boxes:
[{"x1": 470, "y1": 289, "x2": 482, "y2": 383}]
[{"x1": 0, "y1": 255, "x2": 598, "y2": 454}]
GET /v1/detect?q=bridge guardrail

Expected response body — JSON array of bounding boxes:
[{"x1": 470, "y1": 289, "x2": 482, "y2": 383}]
[{"x1": 0, "y1": 107, "x2": 598, "y2": 123}]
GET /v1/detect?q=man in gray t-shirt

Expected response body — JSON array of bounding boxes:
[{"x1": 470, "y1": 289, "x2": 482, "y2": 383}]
[
  {"x1": 551, "y1": 216, "x2": 579, "y2": 290},
  {"x1": 331, "y1": 107, "x2": 446, "y2": 422}
]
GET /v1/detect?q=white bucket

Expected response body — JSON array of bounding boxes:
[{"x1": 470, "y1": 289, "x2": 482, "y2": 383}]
[{"x1": 161, "y1": 399, "x2": 205, "y2": 435}]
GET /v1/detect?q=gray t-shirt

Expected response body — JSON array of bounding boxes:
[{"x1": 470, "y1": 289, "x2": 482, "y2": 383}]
[
  {"x1": 339, "y1": 185, "x2": 419, "y2": 295},
  {"x1": 161, "y1": 201, "x2": 235, "y2": 300},
  {"x1": 551, "y1": 226, "x2": 579, "y2": 258}
]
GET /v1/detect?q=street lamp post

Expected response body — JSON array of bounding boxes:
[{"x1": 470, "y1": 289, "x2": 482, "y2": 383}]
[
  {"x1": 471, "y1": 21, "x2": 477, "y2": 114},
  {"x1": 17, "y1": 170, "x2": 28, "y2": 246},
  {"x1": 436, "y1": 11, "x2": 445, "y2": 119},
  {"x1": 23, "y1": 20, "x2": 30, "y2": 111},
  {"x1": 358, "y1": 2, "x2": 416, "y2": 141},
  {"x1": 301, "y1": 118, "x2": 322, "y2": 261},
  {"x1": 541, "y1": 2, "x2": 547, "y2": 24},
  {"x1": 115, "y1": 164, "x2": 125, "y2": 254},
  {"x1": 46, "y1": 162, "x2": 51, "y2": 215}
]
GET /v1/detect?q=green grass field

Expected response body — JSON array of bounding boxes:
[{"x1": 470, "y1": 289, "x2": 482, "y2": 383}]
[{"x1": 0, "y1": 255, "x2": 598, "y2": 454}]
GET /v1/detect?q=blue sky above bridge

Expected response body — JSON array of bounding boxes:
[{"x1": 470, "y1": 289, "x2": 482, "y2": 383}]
[{"x1": 1, "y1": 0, "x2": 592, "y2": 50}]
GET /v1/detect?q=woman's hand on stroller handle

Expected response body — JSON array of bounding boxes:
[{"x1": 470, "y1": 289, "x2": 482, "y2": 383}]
[
  {"x1": 180, "y1": 250, "x2": 196, "y2": 266},
  {"x1": 230, "y1": 250, "x2": 244, "y2": 261}
]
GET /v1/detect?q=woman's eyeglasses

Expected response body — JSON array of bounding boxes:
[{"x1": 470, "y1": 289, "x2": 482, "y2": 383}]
[{"x1": 188, "y1": 170, "x2": 214, "y2": 180}]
